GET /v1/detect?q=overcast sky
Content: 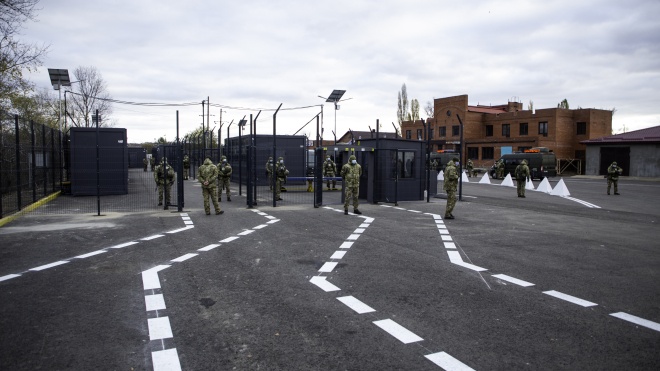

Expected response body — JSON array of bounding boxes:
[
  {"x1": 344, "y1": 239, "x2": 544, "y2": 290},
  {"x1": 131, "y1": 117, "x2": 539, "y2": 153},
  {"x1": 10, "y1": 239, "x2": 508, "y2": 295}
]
[{"x1": 21, "y1": 0, "x2": 660, "y2": 143}]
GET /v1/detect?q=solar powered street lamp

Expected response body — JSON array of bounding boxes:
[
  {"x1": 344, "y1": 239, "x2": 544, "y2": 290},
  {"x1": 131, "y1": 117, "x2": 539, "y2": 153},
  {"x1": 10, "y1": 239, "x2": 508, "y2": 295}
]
[
  {"x1": 318, "y1": 89, "x2": 351, "y2": 143},
  {"x1": 48, "y1": 68, "x2": 71, "y2": 133}
]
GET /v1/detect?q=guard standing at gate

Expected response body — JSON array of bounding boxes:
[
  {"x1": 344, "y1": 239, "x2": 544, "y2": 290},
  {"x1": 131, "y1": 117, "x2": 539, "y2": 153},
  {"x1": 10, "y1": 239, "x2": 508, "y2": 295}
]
[
  {"x1": 341, "y1": 155, "x2": 362, "y2": 215},
  {"x1": 217, "y1": 155, "x2": 232, "y2": 201},
  {"x1": 323, "y1": 155, "x2": 337, "y2": 190},
  {"x1": 198, "y1": 156, "x2": 223, "y2": 215},
  {"x1": 275, "y1": 157, "x2": 289, "y2": 201},
  {"x1": 154, "y1": 158, "x2": 175, "y2": 209}
]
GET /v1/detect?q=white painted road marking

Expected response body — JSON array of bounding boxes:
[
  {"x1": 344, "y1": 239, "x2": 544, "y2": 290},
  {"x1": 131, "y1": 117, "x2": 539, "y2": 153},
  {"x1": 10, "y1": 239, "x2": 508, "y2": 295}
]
[
  {"x1": 373, "y1": 319, "x2": 423, "y2": 344},
  {"x1": 148, "y1": 316, "x2": 174, "y2": 340},
  {"x1": 29, "y1": 261, "x2": 69, "y2": 271},
  {"x1": 330, "y1": 251, "x2": 347, "y2": 259},
  {"x1": 109, "y1": 241, "x2": 139, "y2": 249},
  {"x1": 319, "y1": 262, "x2": 338, "y2": 273},
  {"x1": 145, "y1": 294, "x2": 166, "y2": 311},
  {"x1": 253, "y1": 224, "x2": 268, "y2": 230},
  {"x1": 337, "y1": 296, "x2": 376, "y2": 314},
  {"x1": 447, "y1": 251, "x2": 463, "y2": 263},
  {"x1": 152, "y1": 348, "x2": 182, "y2": 371},
  {"x1": 237, "y1": 230, "x2": 255, "y2": 236},
  {"x1": 454, "y1": 262, "x2": 488, "y2": 272},
  {"x1": 339, "y1": 242, "x2": 354, "y2": 249},
  {"x1": 166, "y1": 226, "x2": 193, "y2": 234},
  {"x1": 142, "y1": 265, "x2": 170, "y2": 290},
  {"x1": 219, "y1": 236, "x2": 239, "y2": 243},
  {"x1": 425, "y1": 352, "x2": 475, "y2": 370},
  {"x1": 347, "y1": 234, "x2": 361, "y2": 241},
  {"x1": 309, "y1": 276, "x2": 341, "y2": 292},
  {"x1": 141, "y1": 234, "x2": 165, "y2": 241},
  {"x1": 198, "y1": 244, "x2": 220, "y2": 252},
  {"x1": 74, "y1": 249, "x2": 107, "y2": 259},
  {"x1": 492, "y1": 274, "x2": 535, "y2": 287},
  {"x1": 0, "y1": 274, "x2": 21, "y2": 282},
  {"x1": 171, "y1": 253, "x2": 198, "y2": 263},
  {"x1": 610, "y1": 312, "x2": 660, "y2": 332},
  {"x1": 353, "y1": 228, "x2": 366, "y2": 234},
  {"x1": 543, "y1": 290, "x2": 598, "y2": 307}
]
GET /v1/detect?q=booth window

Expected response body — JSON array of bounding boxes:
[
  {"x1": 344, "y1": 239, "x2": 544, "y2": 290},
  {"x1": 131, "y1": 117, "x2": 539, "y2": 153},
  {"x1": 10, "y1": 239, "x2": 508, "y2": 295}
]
[
  {"x1": 393, "y1": 151, "x2": 416, "y2": 179},
  {"x1": 502, "y1": 124, "x2": 510, "y2": 138},
  {"x1": 519, "y1": 123, "x2": 528, "y2": 136},
  {"x1": 539, "y1": 122, "x2": 548, "y2": 137},
  {"x1": 486, "y1": 125, "x2": 493, "y2": 137}
]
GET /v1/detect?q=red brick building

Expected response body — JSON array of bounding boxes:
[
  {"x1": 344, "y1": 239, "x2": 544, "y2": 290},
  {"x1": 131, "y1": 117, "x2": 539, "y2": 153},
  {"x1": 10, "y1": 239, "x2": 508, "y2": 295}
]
[{"x1": 401, "y1": 94, "x2": 612, "y2": 170}]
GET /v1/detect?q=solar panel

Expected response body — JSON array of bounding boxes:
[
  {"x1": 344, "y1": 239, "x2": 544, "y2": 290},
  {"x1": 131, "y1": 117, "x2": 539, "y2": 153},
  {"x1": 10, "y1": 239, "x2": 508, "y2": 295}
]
[{"x1": 48, "y1": 68, "x2": 71, "y2": 90}]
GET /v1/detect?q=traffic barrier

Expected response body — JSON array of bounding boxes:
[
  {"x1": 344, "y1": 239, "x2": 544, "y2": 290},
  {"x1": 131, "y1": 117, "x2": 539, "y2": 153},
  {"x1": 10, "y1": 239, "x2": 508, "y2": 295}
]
[
  {"x1": 478, "y1": 172, "x2": 491, "y2": 184},
  {"x1": 550, "y1": 178, "x2": 570, "y2": 197},
  {"x1": 536, "y1": 178, "x2": 553, "y2": 193},
  {"x1": 501, "y1": 174, "x2": 515, "y2": 187}
]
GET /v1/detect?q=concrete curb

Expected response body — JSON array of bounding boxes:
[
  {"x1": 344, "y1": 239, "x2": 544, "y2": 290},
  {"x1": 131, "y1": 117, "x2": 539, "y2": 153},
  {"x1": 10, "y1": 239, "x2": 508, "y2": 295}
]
[{"x1": 0, "y1": 191, "x2": 62, "y2": 228}]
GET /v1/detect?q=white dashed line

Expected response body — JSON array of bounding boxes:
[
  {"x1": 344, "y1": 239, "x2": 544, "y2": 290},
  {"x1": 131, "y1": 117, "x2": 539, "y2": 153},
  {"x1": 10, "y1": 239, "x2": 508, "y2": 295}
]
[
  {"x1": 237, "y1": 230, "x2": 255, "y2": 236},
  {"x1": 198, "y1": 244, "x2": 220, "y2": 252},
  {"x1": 148, "y1": 316, "x2": 174, "y2": 340},
  {"x1": 171, "y1": 253, "x2": 198, "y2": 263},
  {"x1": 151, "y1": 348, "x2": 182, "y2": 371},
  {"x1": 145, "y1": 294, "x2": 166, "y2": 311},
  {"x1": 29, "y1": 261, "x2": 69, "y2": 271},
  {"x1": 492, "y1": 274, "x2": 535, "y2": 287},
  {"x1": 337, "y1": 296, "x2": 376, "y2": 314},
  {"x1": 0, "y1": 274, "x2": 21, "y2": 282},
  {"x1": 219, "y1": 236, "x2": 239, "y2": 243},
  {"x1": 141, "y1": 234, "x2": 165, "y2": 241},
  {"x1": 610, "y1": 312, "x2": 660, "y2": 332},
  {"x1": 166, "y1": 226, "x2": 194, "y2": 234},
  {"x1": 339, "y1": 242, "x2": 354, "y2": 249},
  {"x1": 330, "y1": 251, "x2": 347, "y2": 259},
  {"x1": 353, "y1": 228, "x2": 366, "y2": 234},
  {"x1": 373, "y1": 319, "x2": 423, "y2": 344},
  {"x1": 309, "y1": 276, "x2": 341, "y2": 292},
  {"x1": 319, "y1": 262, "x2": 338, "y2": 273},
  {"x1": 425, "y1": 352, "x2": 475, "y2": 370},
  {"x1": 74, "y1": 250, "x2": 107, "y2": 259},
  {"x1": 543, "y1": 290, "x2": 598, "y2": 307},
  {"x1": 109, "y1": 241, "x2": 139, "y2": 249},
  {"x1": 346, "y1": 234, "x2": 361, "y2": 241}
]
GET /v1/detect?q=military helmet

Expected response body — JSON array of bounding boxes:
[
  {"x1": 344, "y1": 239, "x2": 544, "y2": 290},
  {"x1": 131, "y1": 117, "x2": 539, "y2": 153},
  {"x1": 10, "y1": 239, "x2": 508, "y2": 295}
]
[
  {"x1": 278, "y1": 157, "x2": 283, "y2": 161},
  {"x1": 349, "y1": 155, "x2": 356, "y2": 161},
  {"x1": 612, "y1": 161, "x2": 617, "y2": 166},
  {"x1": 221, "y1": 155, "x2": 227, "y2": 161},
  {"x1": 521, "y1": 160, "x2": 527, "y2": 165},
  {"x1": 452, "y1": 157, "x2": 459, "y2": 163},
  {"x1": 268, "y1": 156, "x2": 273, "y2": 160}
]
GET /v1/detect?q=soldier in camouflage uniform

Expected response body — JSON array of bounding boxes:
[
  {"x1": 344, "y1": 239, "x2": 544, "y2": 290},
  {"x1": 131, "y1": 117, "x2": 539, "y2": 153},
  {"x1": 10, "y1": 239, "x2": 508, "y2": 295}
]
[
  {"x1": 154, "y1": 158, "x2": 175, "y2": 209},
  {"x1": 183, "y1": 154, "x2": 190, "y2": 180},
  {"x1": 198, "y1": 157, "x2": 223, "y2": 215},
  {"x1": 466, "y1": 159, "x2": 474, "y2": 177},
  {"x1": 340, "y1": 154, "x2": 362, "y2": 215},
  {"x1": 275, "y1": 157, "x2": 289, "y2": 201},
  {"x1": 266, "y1": 157, "x2": 274, "y2": 190},
  {"x1": 217, "y1": 155, "x2": 232, "y2": 201},
  {"x1": 496, "y1": 159, "x2": 504, "y2": 179},
  {"x1": 443, "y1": 157, "x2": 459, "y2": 219},
  {"x1": 515, "y1": 160, "x2": 531, "y2": 198},
  {"x1": 143, "y1": 157, "x2": 148, "y2": 172},
  {"x1": 607, "y1": 161, "x2": 622, "y2": 195},
  {"x1": 323, "y1": 155, "x2": 337, "y2": 190},
  {"x1": 149, "y1": 157, "x2": 156, "y2": 172}
]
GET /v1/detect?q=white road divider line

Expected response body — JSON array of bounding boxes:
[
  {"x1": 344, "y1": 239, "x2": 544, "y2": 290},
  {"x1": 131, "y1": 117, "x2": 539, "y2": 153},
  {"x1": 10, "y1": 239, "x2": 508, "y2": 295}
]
[
  {"x1": 148, "y1": 316, "x2": 174, "y2": 341},
  {"x1": 141, "y1": 265, "x2": 170, "y2": 290},
  {"x1": 142, "y1": 234, "x2": 165, "y2": 241},
  {"x1": 253, "y1": 224, "x2": 268, "y2": 230},
  {"x1": 74, "y1": 249, "x2": 107, "y2": 259},
  {"x1": 444, "y1": 242, "x2": 456, "y2": 249},
  {"x1": 610, "y1": 312, "x2": 660, "y2": 332},
  {"x1": 237, "y1": 230, "x2": 255, "y2": 236},
  {"x1": 347, "y1": 234, "x2": 361, "y2": 241},
  {"x1": 425, "y1": 352, "x2": 475, "y2": 370},
  {"x1": 353, "y1": 228, "x2": 366, "y2": 234},
  {"x1": 145, "y1": 294, "x2": 166, "y2": 312},
  {"x1": 29, "y1": 261, "x2": 69, "y2": 271},
  {"x1": 441, "y1": 235, "x2": 453, "y2": 241},
  {"x1": 373, "y1": 319, "x2": 423, "y2": 344},
  {"x1": 447, "y1": 251, "x2": 463, "y2": 263},
  {"x1": 339, "y1": 241, "x2": 354, "y2": 249},
  {"x1": 109, "y1": 241, "x2": 139, "y2": 249},
  {"x1": 319, "y1": 262, "x2": 338, "y2": 273},
  {"x1": 219, "y1": 236, "x2": 239, "y2": 243},
  {"x1": 337, "y1": 295, "x2": 376, "y2": 314},
  {"x1": 0, "y1": 274, "x2": 21, "y2": 282},
  {"x1": 309, "y1": 276, "x2": 341, "y2": 292},
  {"x1": 151, "y1": 348, "x2": 182, "y2": 371},
  {"x1": 198, "y1": 244, "x2": 220, "y2": 252},
  {"x1": 492, "y1": 274, "x2": 535, "y2": 287},
  {"x1": 454, "y1": 262, "x2": 488, "y2": 272},
  {"x1": 171, "y1": 253, "x2": 198, "y2": 263},
  {"x1": 331, "y1": 251, "x2": 347, "y2": 259},
  {"x1": 543, "y1": 290, "x2": 598, "y2": 307}
]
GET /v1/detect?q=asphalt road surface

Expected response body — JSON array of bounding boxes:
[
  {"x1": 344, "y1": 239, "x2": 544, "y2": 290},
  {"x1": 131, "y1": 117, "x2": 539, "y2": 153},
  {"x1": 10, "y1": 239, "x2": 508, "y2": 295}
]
[{"x1": 1, "y1": 176, "x2": 659, "y2": 370}]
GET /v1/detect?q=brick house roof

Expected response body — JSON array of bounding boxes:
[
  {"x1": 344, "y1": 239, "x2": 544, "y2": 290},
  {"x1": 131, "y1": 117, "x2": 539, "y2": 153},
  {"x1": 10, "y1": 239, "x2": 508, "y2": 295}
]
[
  {"x1": 468, "y1": 105, "x2": 508, "y2": 114},
  {"x1": 581, "y1": 125, "x2": 660, "y2": 144}
]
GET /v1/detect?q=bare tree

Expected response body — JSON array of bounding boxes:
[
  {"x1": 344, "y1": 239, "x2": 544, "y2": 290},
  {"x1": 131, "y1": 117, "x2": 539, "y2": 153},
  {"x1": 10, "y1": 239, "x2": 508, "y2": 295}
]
[
  {"x1": 0, "y1": 0, "x2": 49, "y2": 112},
  {"x1": 397, "y1": 83, "x2": 408, "y2": 126},
  {"x1": 67, "y1": 66, "x2": 113, "y2": 127},
  {"x1": 424, "y1": 100, "x2": 434, "y2": 118}
]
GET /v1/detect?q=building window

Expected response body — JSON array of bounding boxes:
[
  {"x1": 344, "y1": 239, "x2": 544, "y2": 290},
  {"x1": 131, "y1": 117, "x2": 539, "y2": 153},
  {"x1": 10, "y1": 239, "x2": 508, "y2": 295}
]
[
  {"x1": 416, "y1": 129, "x2": 423, "y2": 140},
  {"x1": 577, "y1": 122, "x2": 587, "y2": 135},
  {"x1": 439, "y1": 127, "x2": 446, "y2": 137},
  {"x1": 502, "y1": 124, "x2": 510, "y2": 138},
  {"x1": 393, "y1": 151, "x2": 415, "y2": 179},
  {"x1": 405, "y1": 130, "x2": 411, "y2": 140},
  {"x1": 486, "y1": 125, "x2": 493, "y2": 137},
  {"x1": 429, "y1": 128, "x2": 434, "y2": 139},
  {"x1": 519, "y1": 123, "x2": 528, "y2": 136},
  {"x1": 482, "y1": 147, "x2": 494, "y2": 159},
  {"x1": 539, "y1": 122, "x2": 548, "y2": 137},
  {"x1": 467, "y1": 147, "x2": 479, "y2": 160},
  {"x1": 452, "y1": 125, "x2": 459, "y2": 136}
]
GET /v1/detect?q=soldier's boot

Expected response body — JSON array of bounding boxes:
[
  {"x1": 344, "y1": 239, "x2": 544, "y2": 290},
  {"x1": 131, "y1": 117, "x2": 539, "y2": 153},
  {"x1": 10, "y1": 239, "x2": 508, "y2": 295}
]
[
  {"x1": 205, "y1": 209, "x2": 210, "y2": 215},
  {"x1": 227, "y1": 196, "x2": 231, "y2": 202},
  {"x1": 353, "y1": 209, "x2": 362, "y2": 215},
  {"x1": 344, "y1": 209, "x2": 348, "y2": 215},
  {"x1": 216, "y1": 210, "x2": 224, "y2": 215},
  {"x1": 444, "y1": 215, "x2": 454, "y2": 219}
]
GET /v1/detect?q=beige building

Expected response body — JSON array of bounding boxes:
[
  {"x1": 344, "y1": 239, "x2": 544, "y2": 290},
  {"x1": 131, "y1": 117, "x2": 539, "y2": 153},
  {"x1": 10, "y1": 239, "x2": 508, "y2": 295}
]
[{"x1": 401, "y1": 94, "x2": 612, "y2": 171}]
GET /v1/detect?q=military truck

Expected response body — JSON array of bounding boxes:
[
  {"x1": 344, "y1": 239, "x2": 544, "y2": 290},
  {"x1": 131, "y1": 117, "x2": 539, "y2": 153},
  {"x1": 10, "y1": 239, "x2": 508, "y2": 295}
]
[{"x1": 489, "y1": 148, "x2": 556, "y2": 180}]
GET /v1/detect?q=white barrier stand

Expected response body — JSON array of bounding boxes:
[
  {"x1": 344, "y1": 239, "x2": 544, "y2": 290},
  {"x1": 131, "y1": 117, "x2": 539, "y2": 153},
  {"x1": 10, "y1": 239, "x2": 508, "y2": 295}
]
[
  {"x1": 478, "y1": 172, "x2": 491, "y2": 184},
  {"x1": 437, "y1": 170, "x2": 444, "y2": 181},
  {"x1": 536, "y1": 178, "x2": 553, "y2": 193},
  {"x1": 526, "y1": 178, "x2": 535, "y2": 190},
  {"x1": 501, "y1": 173, "x2": 515, "y2": 187},
  {"x1": 461, "y1": 170, "x2": 470, "y2": 183},
  {"x1": 550, "y1": 178, "x2": 570, "y2": 197}
]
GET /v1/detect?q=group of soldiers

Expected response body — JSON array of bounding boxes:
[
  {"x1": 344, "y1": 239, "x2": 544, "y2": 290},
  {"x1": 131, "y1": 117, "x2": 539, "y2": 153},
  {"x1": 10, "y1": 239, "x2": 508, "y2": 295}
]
[
  {"x1": 265, "y1": 156, "x2": 290, "y2": 201},
  {"x1": 143, "y1": 157, "x2": 156, "y2": 172}
]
